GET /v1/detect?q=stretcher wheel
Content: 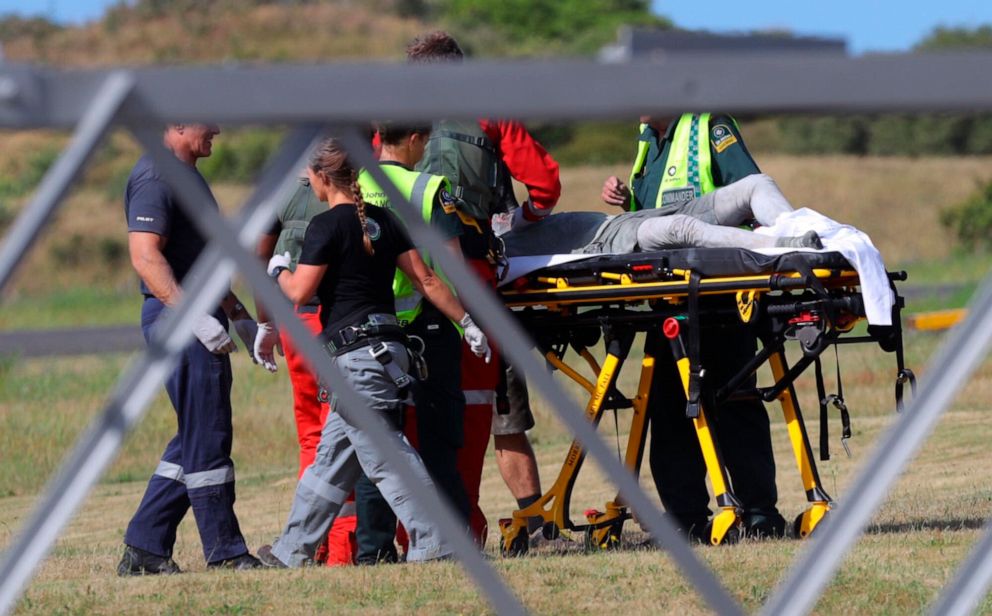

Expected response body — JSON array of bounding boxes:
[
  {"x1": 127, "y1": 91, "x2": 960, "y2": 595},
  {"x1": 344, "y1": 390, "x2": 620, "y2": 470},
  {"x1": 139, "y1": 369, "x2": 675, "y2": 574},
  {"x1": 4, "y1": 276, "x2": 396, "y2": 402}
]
[
  {"x1": 499, "y1": 529, "x2": 529, "y2": 557},
  {"x1": 703, "y1": 520, "x2": 742, "y2": 546},
  {"x1": 793, "y1": 509, "x2": 830, "y2": 539}
]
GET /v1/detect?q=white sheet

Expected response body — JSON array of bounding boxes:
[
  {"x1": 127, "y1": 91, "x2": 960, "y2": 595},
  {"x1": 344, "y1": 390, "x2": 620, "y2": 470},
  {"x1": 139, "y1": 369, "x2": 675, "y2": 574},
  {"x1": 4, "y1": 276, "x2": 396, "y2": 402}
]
[
  {"x1": 500, "y1": 207, "x2": 895, "y2": 326},
  {"x1": 499, "y1": 254, "x2": 598, "y2": 287},
  {"x1": 753, "y1": 208, "x2": 894, "y2": 326}
]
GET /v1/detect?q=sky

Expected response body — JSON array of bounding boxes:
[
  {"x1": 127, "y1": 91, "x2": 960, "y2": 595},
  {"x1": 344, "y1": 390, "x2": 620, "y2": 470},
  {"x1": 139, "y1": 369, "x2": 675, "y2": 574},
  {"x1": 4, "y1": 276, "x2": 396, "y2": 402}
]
[
  {"x1": 654, "y1": 0, "x2": 992, "y2": 54},
  {"x1": 3, "y1": 0, "x2": 992, "y2": 55}
]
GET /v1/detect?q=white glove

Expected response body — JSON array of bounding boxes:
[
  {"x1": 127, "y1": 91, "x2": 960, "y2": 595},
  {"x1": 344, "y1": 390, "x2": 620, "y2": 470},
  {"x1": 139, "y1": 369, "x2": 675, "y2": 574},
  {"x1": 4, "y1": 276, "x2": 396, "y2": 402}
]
[
  {"x1": 490, "y1": 212, "x2": 513, "y2": 236},
  {"x1": 193, "y1": 314, "x2": 237, "y2": 354},
  {"x1": 253, "y1": 321, "x2": 283, "y2": 373},
  {"x1": 233, "y1": 318, "x2": 258, "y2": 361},
  {"x1": 459, "y1": 313, "x2": 491, "y2": 364},
  {"x1": 267, "y1": 251, "x2": 292, "y2": 277}
]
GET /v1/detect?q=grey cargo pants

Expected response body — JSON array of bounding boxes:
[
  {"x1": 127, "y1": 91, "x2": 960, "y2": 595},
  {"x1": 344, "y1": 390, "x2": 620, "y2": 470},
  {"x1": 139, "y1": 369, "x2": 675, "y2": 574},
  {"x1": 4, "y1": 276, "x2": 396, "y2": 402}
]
[{"x1": 271, "y1": 341, "x2": 450, "y2": 566}]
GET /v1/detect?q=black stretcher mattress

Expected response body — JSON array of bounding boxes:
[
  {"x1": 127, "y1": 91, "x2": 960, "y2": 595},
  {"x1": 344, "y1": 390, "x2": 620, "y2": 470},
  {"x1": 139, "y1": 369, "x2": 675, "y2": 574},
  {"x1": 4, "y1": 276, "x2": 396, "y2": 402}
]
[{"x1": 512, "y1": 248, "x2": 853, "y2": 280}]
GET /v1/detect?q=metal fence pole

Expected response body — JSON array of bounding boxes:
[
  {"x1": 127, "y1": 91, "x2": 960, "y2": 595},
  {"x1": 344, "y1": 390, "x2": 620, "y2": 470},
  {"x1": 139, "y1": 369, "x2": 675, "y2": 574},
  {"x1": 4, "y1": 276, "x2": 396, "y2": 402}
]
[
  {"x1": 763, "y1": 273, "x2": 992, "y2": 616},
  {"x1": 0, "y1": 126, "x2": 320, "y2": 616},
  {"x1": 930, "y1": 520, "x2": 992, "y2": 616},
  {"x1": 0, "y1": 71, "x2": 134, "y2": 294}
]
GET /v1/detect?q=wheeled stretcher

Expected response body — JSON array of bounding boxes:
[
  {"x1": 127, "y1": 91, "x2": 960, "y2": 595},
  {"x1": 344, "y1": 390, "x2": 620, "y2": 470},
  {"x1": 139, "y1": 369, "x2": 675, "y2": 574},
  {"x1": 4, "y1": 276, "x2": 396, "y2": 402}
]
[{"x1": 495, "y1": 247, "x2": 915, "y2": 554}]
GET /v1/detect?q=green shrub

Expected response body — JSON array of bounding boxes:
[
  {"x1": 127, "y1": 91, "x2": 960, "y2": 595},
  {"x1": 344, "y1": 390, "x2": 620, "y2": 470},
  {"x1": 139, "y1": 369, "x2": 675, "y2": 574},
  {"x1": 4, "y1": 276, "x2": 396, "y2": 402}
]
[
  {"x1": 965, "y1": 115, "x2": 992, "y2": 154},
  {"x1": 440, "y1": 0, "x2": 670, "y2": 56},
  {"x1": 0, "y1": 202, "x2": 14, "y2": 233},
  {"x1": 912, "y1": 115, "x2": 970, "y2": 155},
  {"x1": 777, "y1": 116, "x2": 869, "y2": 155},
  {"x1": 0, "y1": 147, "x2": 60, "y2": 199},
  {"x1": 48, "y1": 234, "x2": 128, "y2": 269},
  {"x1": 940, "y1": 180, "x2": 992, "y2": 250},
  {"x1": 531, "y1": 121, "x2": 634, "y2": 166},
  {"x1": 104, "y1": 165, "x2": 133, "y2": 201},
  {"x1": 49, "y1": 234, "x2": 87, "y2": 267},
  {"x1": 98, "y1": 237, "x2": 127, "y2": 266},
  {"x1": 199, "y1": 128, "x2": 283, "y2": 184},
  {"x1": 548, "y1": 121, "x2": 636, "y2": 166}
]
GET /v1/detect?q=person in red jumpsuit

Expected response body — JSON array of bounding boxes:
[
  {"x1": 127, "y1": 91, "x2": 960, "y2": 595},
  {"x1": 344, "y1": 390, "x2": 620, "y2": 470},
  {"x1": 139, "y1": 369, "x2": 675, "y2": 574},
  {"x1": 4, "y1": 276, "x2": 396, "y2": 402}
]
[
  {"x1": 255, "y1": 179, "x2": 358, "y2": 566},
  {"x1": 408, "y1": 31, "x2": 562, "y2": 546}
]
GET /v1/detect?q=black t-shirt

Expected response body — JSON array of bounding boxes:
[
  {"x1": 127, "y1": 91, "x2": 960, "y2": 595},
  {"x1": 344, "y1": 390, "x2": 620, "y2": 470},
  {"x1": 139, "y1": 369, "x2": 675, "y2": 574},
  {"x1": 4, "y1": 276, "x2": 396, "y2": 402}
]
[
  {"x1": 298, "y1": 203, "x2": 413, "y2": 335},
  {"x1": 123, "y1": 154, "x2": 217, "y2": 296}
]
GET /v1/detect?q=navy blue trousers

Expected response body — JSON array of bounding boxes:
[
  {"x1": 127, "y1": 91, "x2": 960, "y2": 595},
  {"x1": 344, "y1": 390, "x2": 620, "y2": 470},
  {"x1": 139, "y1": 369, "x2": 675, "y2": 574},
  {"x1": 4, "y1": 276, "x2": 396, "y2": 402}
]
[
  {"x1": 646, "y1": 320, "x2": 779, "y2": 527},
  {"x1": 124, "y1": 298, "x2": 248, "y2": 563}
]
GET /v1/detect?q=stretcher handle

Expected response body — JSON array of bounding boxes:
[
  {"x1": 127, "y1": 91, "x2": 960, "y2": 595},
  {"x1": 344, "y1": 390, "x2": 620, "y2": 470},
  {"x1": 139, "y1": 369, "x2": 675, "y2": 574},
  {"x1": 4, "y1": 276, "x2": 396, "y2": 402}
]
[{"x1": 765, "y1": 295, "x2": 863, "y2": 317}]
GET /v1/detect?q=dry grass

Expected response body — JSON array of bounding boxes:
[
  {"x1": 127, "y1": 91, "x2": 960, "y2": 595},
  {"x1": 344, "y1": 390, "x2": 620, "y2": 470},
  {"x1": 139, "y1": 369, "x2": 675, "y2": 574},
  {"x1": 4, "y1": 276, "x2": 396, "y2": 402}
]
[
  {"x1": 3, "y1": 328, "x2": 992, "y2": 613},
  {"x1": 2, "y1": 3, "x2": 426, "y2": 67}
]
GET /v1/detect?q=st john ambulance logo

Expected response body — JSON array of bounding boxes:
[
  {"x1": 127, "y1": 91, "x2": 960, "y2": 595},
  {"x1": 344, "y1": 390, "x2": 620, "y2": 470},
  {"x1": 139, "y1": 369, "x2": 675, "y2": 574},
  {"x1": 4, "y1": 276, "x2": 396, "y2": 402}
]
[{"x1": 366, "y1": 218, "x2": 382, "y2": 241}]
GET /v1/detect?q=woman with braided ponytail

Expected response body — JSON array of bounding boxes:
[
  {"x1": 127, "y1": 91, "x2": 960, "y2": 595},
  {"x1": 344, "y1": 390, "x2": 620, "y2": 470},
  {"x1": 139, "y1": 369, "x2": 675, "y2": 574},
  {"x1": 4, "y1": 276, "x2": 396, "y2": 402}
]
[
  {"x1": 257, "y1": 137, "x2": 490, "y2": 568},
  {"x1": 350, "y1": 175, "x2": 375, "y2": 256}
]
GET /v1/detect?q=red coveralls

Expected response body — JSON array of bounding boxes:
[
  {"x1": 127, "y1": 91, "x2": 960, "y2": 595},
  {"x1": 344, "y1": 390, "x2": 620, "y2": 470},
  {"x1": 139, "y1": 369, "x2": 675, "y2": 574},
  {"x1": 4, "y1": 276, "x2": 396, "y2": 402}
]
[
  {"x1": 457, "y1": 119, "x2": 561, "y2": 546},
  {"x1": 281, "y1": 308, "x2": 357, "y2": 566}
]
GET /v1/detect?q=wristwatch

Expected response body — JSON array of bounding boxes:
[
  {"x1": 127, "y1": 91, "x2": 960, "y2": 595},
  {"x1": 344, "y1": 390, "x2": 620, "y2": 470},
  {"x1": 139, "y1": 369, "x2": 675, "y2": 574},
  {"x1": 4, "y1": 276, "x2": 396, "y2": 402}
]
[{"x1": 269, "y1": 266, "x2": 287, "y2": 279}]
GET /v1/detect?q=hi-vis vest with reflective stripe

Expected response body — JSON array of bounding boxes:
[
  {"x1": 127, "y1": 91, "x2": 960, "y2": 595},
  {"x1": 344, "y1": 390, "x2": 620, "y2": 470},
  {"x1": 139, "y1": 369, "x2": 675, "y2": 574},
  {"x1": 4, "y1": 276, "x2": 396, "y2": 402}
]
[
  {"x1": 359, "y1": 164, "x2": 452, "y2": 326},
  {"x1": 628, "y1": 113, "x2": 716, "y2": 212}
]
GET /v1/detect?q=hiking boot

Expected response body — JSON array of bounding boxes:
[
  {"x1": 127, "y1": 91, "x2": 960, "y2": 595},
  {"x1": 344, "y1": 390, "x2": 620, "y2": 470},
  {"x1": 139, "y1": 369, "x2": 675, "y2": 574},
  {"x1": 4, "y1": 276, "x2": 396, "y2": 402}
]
[
  {"x1": 775, "y1": 230, "x2": 823, "y2": 250},
  {"x1": 208, "y1": 552, "x2": 263, "y2": 570},
  {"x1": 742, "y1": 510, "x2": 789, "y2": 539},
  {"x1": 116, "y1": 544, "x2": 182, "y2": 577},
  {"x1": 256, "y1": 544, "x2": 288, "y2": 569},
  {"x1": 356, "y1": 544, "x2": 399, "y2": 566}
]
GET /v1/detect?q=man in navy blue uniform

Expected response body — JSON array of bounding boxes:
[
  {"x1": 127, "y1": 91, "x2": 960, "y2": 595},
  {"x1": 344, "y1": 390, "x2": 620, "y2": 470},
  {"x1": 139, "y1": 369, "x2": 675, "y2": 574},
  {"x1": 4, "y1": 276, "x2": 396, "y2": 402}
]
[{"x1": 118, "y1": 123, "x2": 261, "y2": 574}]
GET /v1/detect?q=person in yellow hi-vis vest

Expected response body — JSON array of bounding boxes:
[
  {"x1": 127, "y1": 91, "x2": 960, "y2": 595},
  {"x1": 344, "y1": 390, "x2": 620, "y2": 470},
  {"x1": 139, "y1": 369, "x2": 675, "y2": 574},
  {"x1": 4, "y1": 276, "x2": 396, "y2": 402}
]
[
  {"x1": 348, "y1": 122, "x2": 476, "y2": 564},
  {"x1": 602, "y1": 114, "x2": 789, "y2": 540}
]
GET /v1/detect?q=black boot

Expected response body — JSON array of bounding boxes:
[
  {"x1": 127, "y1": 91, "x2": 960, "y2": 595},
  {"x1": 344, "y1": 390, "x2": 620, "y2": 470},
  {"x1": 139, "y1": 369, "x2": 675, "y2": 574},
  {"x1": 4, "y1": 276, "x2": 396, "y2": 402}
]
[
  {"x1": 117, "y1": 544, "x2": 182, "y2": 576},
  {"x1": 207, "y1": 552, "x2": 263, "y2": 570},
  {"x1": 742, "y1": 509, "x2": 788, "y2": 539}
]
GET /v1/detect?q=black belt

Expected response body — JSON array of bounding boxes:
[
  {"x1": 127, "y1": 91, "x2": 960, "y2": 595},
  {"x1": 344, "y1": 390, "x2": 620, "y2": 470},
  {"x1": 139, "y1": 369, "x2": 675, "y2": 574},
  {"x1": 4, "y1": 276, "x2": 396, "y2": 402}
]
[
  {"x1": 326, "y1": 324, "x2": 407, "y2": 356},
  {"x1": 318, "y1": 315, "x2": 420, "y2": 399},
  {"x1": 296, "y1": 305, "x2": 319, "y2": 314}
]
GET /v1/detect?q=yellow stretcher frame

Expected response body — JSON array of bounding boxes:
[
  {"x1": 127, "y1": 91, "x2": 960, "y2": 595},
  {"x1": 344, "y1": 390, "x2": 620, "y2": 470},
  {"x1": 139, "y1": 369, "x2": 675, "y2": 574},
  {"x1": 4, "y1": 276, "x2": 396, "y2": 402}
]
[{"x1": 497, "y1": 261, "x2": 906, "y2": 554}]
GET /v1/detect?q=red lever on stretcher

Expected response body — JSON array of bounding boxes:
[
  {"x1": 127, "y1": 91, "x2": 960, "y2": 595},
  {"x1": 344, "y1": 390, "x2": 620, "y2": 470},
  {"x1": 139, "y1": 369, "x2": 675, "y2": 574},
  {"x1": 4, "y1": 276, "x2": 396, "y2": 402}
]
[{"x1": 663, "y1": 317, "x2": 681, "y2": 339}]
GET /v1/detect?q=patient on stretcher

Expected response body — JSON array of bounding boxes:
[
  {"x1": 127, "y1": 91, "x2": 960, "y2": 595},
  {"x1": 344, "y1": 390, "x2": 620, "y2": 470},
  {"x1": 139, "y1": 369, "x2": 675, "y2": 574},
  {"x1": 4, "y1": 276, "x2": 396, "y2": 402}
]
[{"x1": 501, "y1": 174, "x2": 821, "y2": 257}]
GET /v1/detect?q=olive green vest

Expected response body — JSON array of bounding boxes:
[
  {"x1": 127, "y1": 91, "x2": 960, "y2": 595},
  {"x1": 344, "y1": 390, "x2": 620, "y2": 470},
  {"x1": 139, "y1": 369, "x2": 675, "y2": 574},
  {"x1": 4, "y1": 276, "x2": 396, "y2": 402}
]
[
  {"x1": 416, "y1": 119, "x2": 517, "y2": 221},
  {"x1": 274, "y1": 177, "x2": 328, "y2": 267},
  {"x1": 629, "y1": 113, "x2": 716, "y2": 212},
  {"x1": 359, "y1": 164, "x2": 451, "y2": 326}
]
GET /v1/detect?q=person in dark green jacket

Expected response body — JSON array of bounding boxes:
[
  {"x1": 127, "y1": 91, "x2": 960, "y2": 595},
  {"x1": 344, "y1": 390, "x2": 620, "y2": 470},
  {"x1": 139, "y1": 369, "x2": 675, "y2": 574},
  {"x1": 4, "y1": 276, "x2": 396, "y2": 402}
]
[{"x1": 602, "y1": 113, "x2": 788, "y2": 540}]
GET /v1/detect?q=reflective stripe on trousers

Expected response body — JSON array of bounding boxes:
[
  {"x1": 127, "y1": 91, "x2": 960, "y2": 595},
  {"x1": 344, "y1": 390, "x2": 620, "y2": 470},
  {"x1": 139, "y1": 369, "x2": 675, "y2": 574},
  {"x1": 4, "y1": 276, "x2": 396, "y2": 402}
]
[
  {"x1": 464, "y1": 389, "x2": 495, "y2": 406},
  {"x1": 153, "y1": 460, "x2": 235, "y2": 489}
]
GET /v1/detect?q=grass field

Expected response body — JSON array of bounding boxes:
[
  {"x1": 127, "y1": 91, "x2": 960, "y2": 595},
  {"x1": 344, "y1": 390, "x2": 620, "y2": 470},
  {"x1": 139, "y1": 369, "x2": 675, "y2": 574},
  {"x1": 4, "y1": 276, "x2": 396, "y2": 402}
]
[
  {"x1": 2, "y1": 155, "x2": 992, "y2": 612},
  {"x1": 2, "y1": 325, "x2": 992, "y2": 614}
]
